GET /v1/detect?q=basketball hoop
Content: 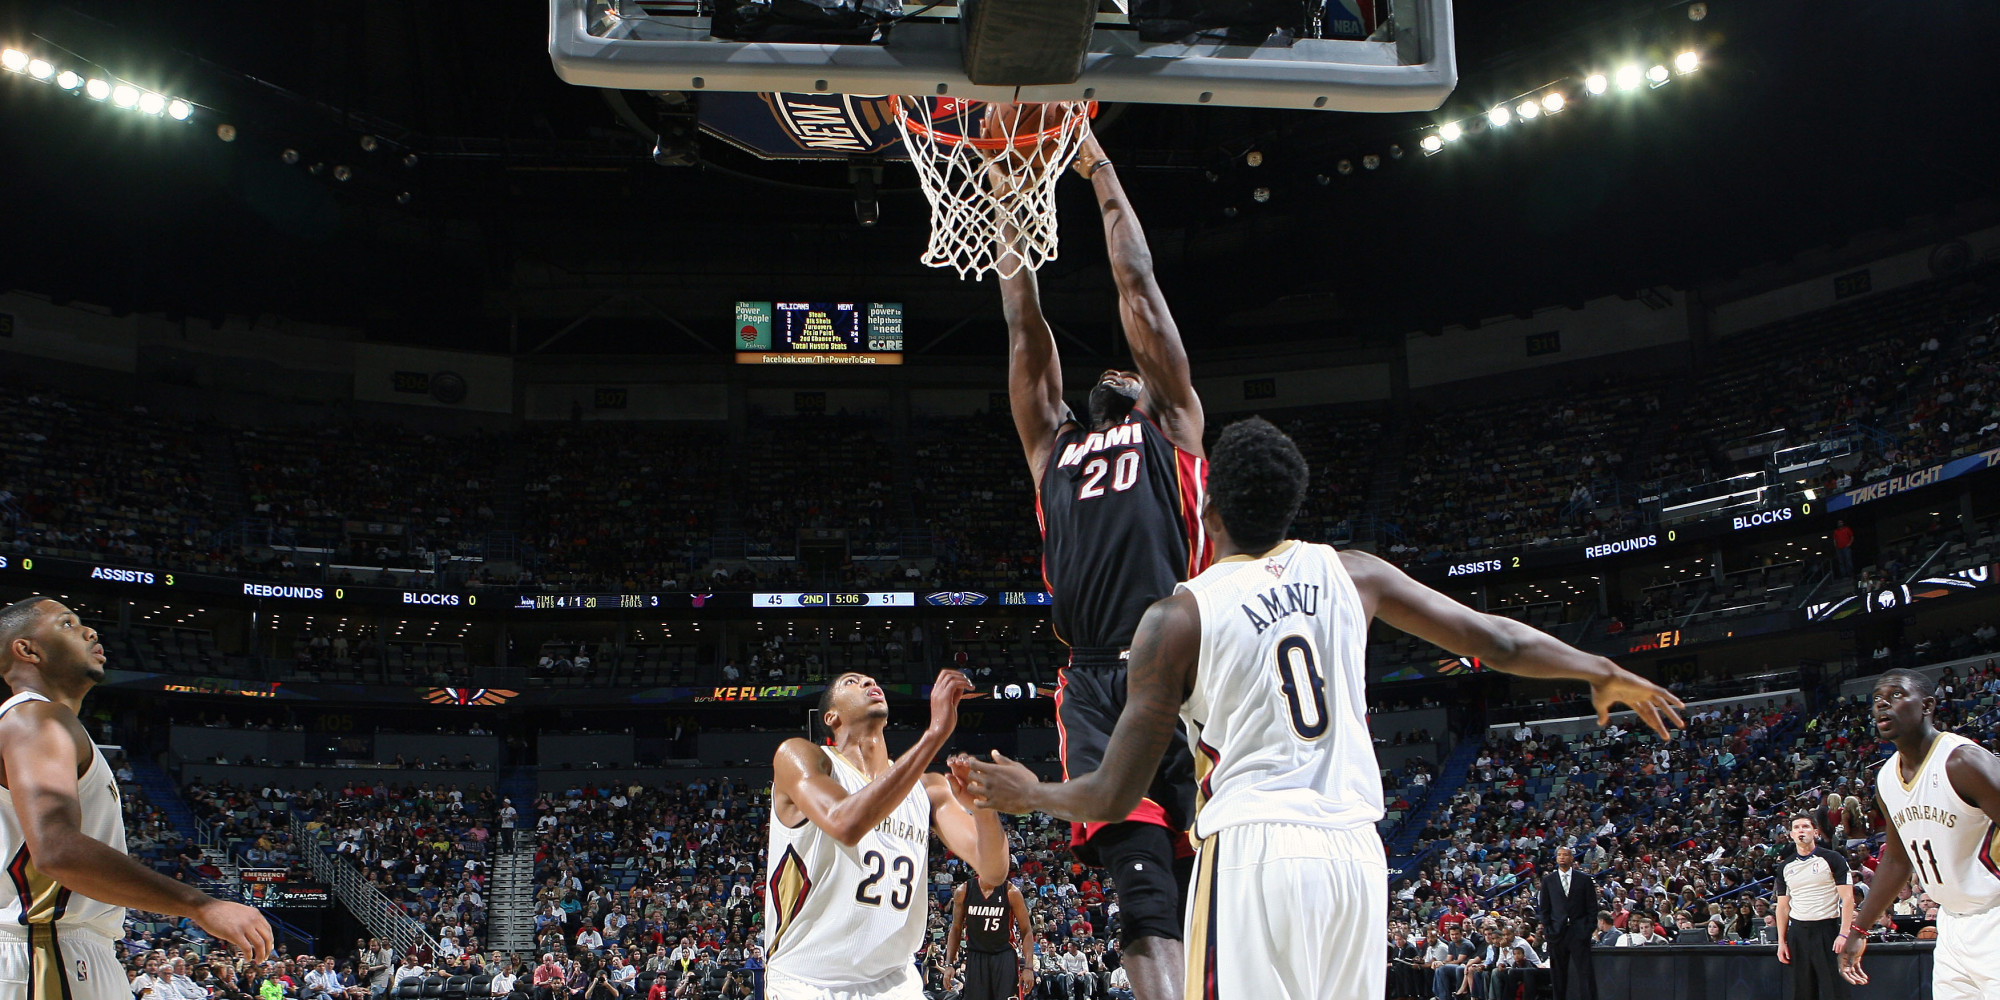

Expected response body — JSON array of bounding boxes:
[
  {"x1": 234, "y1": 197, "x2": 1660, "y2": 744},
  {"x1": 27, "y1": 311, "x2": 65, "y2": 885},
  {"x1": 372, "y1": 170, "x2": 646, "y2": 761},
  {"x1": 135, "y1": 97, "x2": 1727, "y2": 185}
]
[{"x1": 893, "y1": 97, "x2": 1097, "y2": 280}]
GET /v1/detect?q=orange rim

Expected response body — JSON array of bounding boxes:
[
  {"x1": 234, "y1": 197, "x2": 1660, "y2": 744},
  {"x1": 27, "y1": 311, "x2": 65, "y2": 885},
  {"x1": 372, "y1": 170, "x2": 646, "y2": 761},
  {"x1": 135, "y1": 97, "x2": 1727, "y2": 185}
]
[{"x1": 894, "y1": 97, "x2": 1098, "y2": 151}]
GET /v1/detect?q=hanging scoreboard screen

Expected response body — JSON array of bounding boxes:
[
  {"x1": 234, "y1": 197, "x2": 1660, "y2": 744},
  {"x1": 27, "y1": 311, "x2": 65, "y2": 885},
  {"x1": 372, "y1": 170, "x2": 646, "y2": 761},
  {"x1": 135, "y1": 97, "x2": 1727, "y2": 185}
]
[{"x1": 735, "y1": 301, "x2": 903, "y2": 365}]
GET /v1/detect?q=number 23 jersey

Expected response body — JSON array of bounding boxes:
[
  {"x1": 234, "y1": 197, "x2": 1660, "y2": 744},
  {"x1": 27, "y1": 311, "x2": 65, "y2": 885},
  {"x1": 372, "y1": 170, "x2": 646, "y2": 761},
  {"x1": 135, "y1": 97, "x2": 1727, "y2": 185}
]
[
  {"x1": 766, "y1": 746, "x2": 932, "y2": 986},
  {"x1": 1176, "y1": 541, "x2": 1383, "y2": 840}
]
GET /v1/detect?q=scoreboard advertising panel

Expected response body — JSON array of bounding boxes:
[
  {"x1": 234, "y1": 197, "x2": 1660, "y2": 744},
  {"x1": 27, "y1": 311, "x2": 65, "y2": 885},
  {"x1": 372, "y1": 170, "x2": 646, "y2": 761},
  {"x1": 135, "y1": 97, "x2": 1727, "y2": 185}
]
[{"x1": 735, "y1": 301, "x2": 904, "y2": 365}]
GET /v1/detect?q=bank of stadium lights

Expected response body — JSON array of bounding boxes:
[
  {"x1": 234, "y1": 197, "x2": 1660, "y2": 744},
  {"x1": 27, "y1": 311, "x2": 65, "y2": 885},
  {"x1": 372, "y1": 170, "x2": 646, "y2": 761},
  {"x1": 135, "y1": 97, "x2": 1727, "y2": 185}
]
[
  {"x1": 1418, "y1": 50, "x2": 1702, "y2": 157},
  {"x1": 1, "y1": 45, "x2": 195, "y2": 121}
]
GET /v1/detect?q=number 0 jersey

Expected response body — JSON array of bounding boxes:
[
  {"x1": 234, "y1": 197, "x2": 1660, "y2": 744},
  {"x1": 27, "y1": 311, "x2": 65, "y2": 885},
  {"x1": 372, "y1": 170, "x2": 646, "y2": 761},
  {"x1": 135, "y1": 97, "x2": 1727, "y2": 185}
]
[
  {"x1": 1875, "y1": 731, "x2": 2000, "y2": 917},
  {"x1": 0, "y1": 692, "x2": 129, "y2": 940},
  {"x1": 766, "y1": 746, "x2": 933, "y2": 987},
  {"x1": 1036, "y1": 410, "x2": 1209, "y2": 652},
  {"x1": 1175, "y1": 541, "x2": 1383, "y2": 840}
]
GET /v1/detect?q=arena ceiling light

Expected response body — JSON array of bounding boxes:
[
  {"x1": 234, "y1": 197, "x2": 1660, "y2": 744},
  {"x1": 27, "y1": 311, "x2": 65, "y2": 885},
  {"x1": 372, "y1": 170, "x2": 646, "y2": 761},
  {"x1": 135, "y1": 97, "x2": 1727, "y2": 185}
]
[
  {"x1": 1675, "y1": 50, "x2": 1701, "y2": 74},
  {"x1": 1614, "y1": 64, "x2": 1644, "y2": 91},
  {"x1": 1, "y1": 43, "x2": 198, "y2": 122},
  {"x1": 1541, "y1": 92, "x2": 1565, "y2": 114},
  {"x1": 1584, "y1": 74, "x2": 1609, "y2": 96},
  {"x1": 1516, "y1": 99, "x2": 1540, "y2": 119},
  {"x1": 1646, "y1": 64, "x2": 1672, "y2": 87}
]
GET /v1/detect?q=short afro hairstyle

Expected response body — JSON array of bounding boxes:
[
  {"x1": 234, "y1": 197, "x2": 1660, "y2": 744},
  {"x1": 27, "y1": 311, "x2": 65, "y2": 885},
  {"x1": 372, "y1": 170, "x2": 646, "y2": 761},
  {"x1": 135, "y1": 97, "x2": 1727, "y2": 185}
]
[
  {"x1": 1206, "y1": 417, "x2": 1308, "y2": 553},
  {"x1": 815, "y1": 671, "x2": 866, "y2": 740},
  {"x1": 1874, "y1": 667, "x2": 1935, "y2": 699}
]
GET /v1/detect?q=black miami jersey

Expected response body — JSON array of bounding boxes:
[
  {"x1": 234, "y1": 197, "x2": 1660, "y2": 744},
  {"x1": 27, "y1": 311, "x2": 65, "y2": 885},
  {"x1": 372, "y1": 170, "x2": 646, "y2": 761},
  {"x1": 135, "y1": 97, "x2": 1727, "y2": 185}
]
[
  {"x1": 1035, "y1": 410, "x2": 1209, "y2": 652},
  {"x1": 962, "y1": 881, "x2": 1016, "y2": 954}
]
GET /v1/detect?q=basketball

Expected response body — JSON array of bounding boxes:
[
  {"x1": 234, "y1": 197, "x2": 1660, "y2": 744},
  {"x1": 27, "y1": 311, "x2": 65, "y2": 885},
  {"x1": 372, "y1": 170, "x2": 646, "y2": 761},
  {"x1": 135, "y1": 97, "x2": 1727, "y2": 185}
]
[{"x1": 979, "y1": 101, "x2": 1069, "y2": 181}]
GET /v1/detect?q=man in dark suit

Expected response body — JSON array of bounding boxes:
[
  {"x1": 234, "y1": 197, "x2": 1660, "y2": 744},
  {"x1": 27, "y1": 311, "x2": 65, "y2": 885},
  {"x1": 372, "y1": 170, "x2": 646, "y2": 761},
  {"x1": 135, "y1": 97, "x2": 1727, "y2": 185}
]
[{"x1": 1538, "y1": 846, "x2": 1598, "y2": 1000}]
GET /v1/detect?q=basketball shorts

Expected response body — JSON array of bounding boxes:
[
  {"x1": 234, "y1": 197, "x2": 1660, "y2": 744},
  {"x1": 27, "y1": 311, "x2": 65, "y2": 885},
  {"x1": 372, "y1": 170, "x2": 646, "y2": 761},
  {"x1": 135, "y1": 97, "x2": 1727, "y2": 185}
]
[
  {"x1": 961, "y1": 949, "x2": 1019, "y2": 1000},
  {"x1": 0, "y1": 926, "x2": 127, "y2": 1000},
  {"x1": 1184, "y1": 823, "x2": 1386, "y2": 1000},
  {"x1": 1933, "y1": 904, "x2": 2000, "y2": 1000},
  {"x1": 1055, "y1": 654, "x2": 1197, "y2": 863},
  {"x1": 766, "y1": 964, "x2": 923, "y2": 1000}
]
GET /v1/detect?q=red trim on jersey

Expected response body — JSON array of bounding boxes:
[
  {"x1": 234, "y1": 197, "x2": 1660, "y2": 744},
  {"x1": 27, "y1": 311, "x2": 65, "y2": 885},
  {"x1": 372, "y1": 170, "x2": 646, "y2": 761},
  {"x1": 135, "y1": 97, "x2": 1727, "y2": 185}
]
[
  {"x1": 1979, "y1": 820, "x2": 2000, "y2": 881},
  {"x1": 1053, "y1": 669, "x2": 1071, "y2": 781},
  {"x1": 1173, "y1": 447, "x2": 1212, "y2": 579},
  {"x1": 1194, "y1": 738, "x2": 1221, "y2": 811}
]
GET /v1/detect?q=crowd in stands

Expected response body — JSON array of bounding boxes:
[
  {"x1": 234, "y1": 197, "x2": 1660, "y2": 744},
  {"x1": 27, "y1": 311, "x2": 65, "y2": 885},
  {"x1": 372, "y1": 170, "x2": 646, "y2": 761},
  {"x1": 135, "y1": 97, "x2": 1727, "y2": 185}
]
[
  {"x1": 4, "y1": 269, "x2": 1993, "y2": 599},
  {"x1": 1380, "y1": 655, "x2": 2000, "y2": 1000}
]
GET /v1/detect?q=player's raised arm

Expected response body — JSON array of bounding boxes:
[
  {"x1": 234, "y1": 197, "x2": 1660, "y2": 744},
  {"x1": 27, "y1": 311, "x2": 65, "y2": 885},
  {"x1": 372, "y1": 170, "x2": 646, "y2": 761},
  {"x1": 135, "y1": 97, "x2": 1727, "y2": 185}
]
[
  {"x1": 963, "y1": 592, "x2": 1200, "y2": 821},
  {"x1": 930, "y1": 757, "x2": 1009, "y2": 886},
  {"x1": 1001, "y1": 243, "x2": 1069, "y2": 482},
  {"x1": 771, "y1": 670, "x2": 971, "y2": 846},
  {"x1": 1340, "y1": 550, "x2": 1686, "y2": 739},
  {"x1": 1074, "y1": 130, "x2": 1202, "y2": 454}
]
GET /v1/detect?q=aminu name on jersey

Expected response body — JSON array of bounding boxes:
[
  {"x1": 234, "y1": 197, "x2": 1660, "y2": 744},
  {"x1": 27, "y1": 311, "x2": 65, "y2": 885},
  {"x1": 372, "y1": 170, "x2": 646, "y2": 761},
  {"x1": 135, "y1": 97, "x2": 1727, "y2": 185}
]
[{"x1": 1037, "y1": 412, "x2": 1208, "y2": 651}]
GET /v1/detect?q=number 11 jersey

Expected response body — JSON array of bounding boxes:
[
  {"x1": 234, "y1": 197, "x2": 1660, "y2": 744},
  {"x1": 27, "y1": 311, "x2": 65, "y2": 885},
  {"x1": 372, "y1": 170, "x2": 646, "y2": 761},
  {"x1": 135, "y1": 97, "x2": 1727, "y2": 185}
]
[
  {"x1": 1176, "y1": 541, "x2": 1383, "y2": 840},
  {"x1": 766, "y1": 746, "x2": 933, "y2": 987}
]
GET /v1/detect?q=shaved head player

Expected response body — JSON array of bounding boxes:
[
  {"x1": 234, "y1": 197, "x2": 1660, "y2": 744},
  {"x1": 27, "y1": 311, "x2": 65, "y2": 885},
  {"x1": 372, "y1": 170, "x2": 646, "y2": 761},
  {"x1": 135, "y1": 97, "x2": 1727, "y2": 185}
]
[
  {"x1": 998, "y1": 125, "x2": 1208, "y2": 1000},
  {"x1": 0, "y1": 596, "x2": 271, "y2": 1000},
  {"x1": 965, "y1": 419, "x2": 1684, "y2": 999}
]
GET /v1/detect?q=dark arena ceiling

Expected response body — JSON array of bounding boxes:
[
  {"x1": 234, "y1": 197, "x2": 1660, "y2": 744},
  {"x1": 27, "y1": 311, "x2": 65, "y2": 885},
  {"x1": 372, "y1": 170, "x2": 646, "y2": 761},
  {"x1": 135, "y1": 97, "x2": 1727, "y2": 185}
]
[{"x1": 0, "y1": 0, "x2": 1996, "y2": 358}]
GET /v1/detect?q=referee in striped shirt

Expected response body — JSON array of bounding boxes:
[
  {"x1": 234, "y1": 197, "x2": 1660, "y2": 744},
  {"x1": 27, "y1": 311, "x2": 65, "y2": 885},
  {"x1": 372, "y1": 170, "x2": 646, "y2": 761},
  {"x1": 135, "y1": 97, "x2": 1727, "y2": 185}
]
[{"x1": 1774, "y1": 813, "x2": 1856, "y2": 999}]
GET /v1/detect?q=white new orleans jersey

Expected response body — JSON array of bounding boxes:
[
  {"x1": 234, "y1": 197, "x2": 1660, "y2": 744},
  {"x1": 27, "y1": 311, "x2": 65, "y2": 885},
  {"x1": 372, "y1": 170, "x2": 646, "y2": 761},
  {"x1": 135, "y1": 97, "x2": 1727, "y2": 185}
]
[
  {"x1": 0, "y1": 692, "x2": 128, "y2": 939},
  {"x1": 765, "y1": 746, "x2": 932, "y2": 990},
  {"x1": 1176, "y1": 540, "x2": 1382, "y2": 838},
  {"x1": 1875, "y1": 731, "x2": 2000, "y2": 917}
]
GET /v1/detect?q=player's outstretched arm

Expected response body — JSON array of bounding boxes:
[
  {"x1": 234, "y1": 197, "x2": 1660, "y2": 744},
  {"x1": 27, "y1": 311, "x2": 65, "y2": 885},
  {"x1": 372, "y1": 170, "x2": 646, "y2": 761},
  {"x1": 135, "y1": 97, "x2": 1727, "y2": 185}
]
[
  {"x1": 1001, "y1": 255, "x2": 1068, "y2": 481},
  {"x1": 1341, "y1": 550, "x2": 1686, "y2": 739},
  {"x1": 771, "y1": 670, "x2": 972, "y2": 847},
  {"x1": 1074, "y1": 131, "x2": 1202, "y2": 454},
  {"x1": 0, "y1": 702, "x2": 273, "y2": 961},
  {"x1": 963, "y1": 593, "x2": 1199, "y2": 821},
  {"x1": 931, "y1": 757, "x2": 1010, "y2": 887},
  {"x1": 1840, "y1": 798, "x2": 1913, "y2": 984}
]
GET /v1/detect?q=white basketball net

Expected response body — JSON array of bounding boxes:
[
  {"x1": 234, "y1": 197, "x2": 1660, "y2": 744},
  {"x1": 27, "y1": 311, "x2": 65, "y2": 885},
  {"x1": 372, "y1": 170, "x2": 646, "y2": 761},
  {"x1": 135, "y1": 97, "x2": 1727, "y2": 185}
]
[{"x1": 893, "y1": 97, "x2": 1096, "y2": 281}]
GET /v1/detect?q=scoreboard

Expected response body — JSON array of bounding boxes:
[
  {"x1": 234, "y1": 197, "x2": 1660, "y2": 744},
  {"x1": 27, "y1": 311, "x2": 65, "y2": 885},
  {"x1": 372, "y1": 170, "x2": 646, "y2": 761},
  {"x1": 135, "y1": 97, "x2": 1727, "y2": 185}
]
[{"x1": 735, "y1": 301, "x2": 903, "y2": 365}]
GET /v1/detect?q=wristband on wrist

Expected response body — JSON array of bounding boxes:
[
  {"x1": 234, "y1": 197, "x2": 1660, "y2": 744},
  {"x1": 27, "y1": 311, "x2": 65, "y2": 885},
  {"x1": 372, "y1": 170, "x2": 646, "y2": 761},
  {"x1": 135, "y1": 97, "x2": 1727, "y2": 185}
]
[{"x1": 1084, "y1": 159, "x2": 1112, "y2": 179}]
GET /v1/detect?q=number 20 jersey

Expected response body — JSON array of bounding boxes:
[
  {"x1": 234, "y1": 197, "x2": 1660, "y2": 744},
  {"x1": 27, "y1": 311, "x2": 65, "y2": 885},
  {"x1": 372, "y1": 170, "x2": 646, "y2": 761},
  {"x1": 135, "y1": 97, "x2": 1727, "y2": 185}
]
[
  {"x1": 765, "y1": 746, "x2": 933, "y2": 987},
  {"x1": 1036, "y1": 410, "x2": 1209, "y2": 651},
  {"x1": 1176, "y1": 541, "x2": 1383, "y2": 840}
]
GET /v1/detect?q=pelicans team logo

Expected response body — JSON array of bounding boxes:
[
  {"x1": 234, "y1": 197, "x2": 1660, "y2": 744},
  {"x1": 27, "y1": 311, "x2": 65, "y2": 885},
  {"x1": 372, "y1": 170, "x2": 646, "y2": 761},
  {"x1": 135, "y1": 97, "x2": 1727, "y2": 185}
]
[
  {"x1": 421, "y1": 688, "x2": 518, "y2": 707},
  {"x1": 925, "y1": 592, "x2": 987, "y2": 606}
]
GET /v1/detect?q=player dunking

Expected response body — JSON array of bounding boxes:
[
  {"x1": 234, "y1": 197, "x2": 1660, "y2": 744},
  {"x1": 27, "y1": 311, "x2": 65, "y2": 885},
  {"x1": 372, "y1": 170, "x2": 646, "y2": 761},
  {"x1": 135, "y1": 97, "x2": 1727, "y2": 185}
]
[
  {"x1": 944, "y1": 874, "x2": 1035, "y2": 1000},
  {"x1": 765, "y1": 670, "x2": 1010, "y2": 1000},
  {"x1": 0, "y1": 597, "x2": 272, "y2": 1000},
  {"x1": 964, "y1": 419, "x2": 1684, "y2": 999},
  {"x1": 1840, "y1": 668, "x2": 2000, "y2": 998},
  {"x1": 999, "y1": 124, "x2": 1207, "y2": 1000}
]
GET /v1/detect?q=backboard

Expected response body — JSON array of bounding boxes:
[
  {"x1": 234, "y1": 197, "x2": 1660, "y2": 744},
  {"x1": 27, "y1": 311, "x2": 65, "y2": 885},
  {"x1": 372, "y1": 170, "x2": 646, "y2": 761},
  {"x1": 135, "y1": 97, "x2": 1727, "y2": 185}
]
[{"x1": 549, "y1": 0, "x2": 1454, "y2": 112}]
